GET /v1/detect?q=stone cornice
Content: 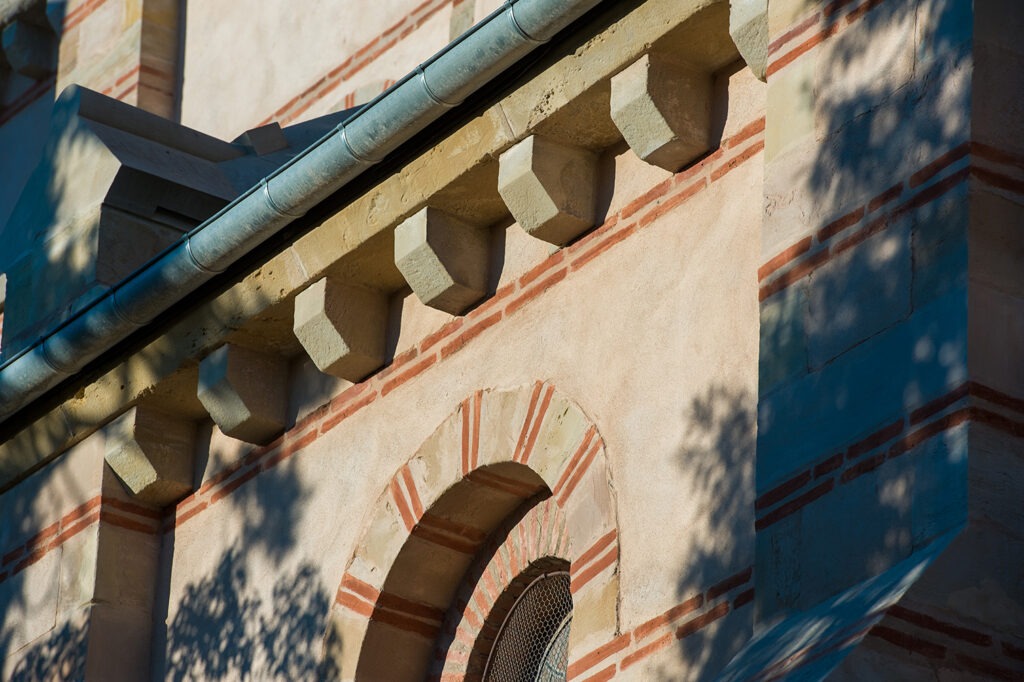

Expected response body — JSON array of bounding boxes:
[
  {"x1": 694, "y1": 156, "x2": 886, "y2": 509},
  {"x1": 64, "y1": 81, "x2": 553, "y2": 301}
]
[{"x1": 0, "y1": 0, "x2": 737, "y2": 491}]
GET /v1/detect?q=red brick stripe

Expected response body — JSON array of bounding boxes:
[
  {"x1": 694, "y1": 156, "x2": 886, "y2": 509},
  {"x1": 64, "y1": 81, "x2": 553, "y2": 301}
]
[
  {"x1": 870, "y1": 624, "x2": 946, "y2": 659},
  {"x1": 756, "y1": 382, "x2": 1024, "y2": 530},
  {"x1": 768, "y1": 14, "x2": 821, "y2": 56},
  {"x1": 707, "y1": 567, "x2": 753, "y2": 600},
  {"x1": 567, "y1": 633, "x2": 631, "y2": 680},
  {"x1": 63, "y1": 0, "x2": 110, "y2": 31},
  {"x1": 576, "y1": 566, "x2": 754, "y2": 674},
  {"x1": 0, "y1": 496, "x2": 162, "y2": 585},
  {"x1": 758, "y1": 237, "x2": 812, "y2": 281},
  {"x1": 336, "y1": 572, "x2": 379, "y2": 617},
  {"x1": 400, "y1": 464, "x2": 424, "y2": 519},
  {"x1": 759, "y1": 144, "x2": 975, "y2": 300},
  {"x1": 553, "y1": 425, "x2": 599, "y2": 503},
  {"x1": 633, "y1": 594, "x2": 704, "y2": 642},
  {"x1": 413, "y1": 512, "x2": 486, "y2": 555},
  {"x1": 257, "y1": 0, "x2": 450, "y2": 126},
  {"x1": 573, "y1": 529, "x2": 617, "y2": 571},
  {"x1": 570, "y1": 543, "x2": 618, "y2": 594},
  {"x1": 514, "y1": 383, "x2": 554, "y2": 464},
  {"x1": 756, "y1": 470, "x2": 812, "y2": 511},
  {"x1": 460, "y1": 390, "x2": 482, "y2": 475},
  {"x1": 0, "y1": 78, "x2": 55, "y2": 127},
  {"x1": 390, "y1": 475, "x2": 418, "y2": 532},
  {"x1": 767, "y1": 0, "x2": 887, "y2": 77},
  {"x1": 888, "y1": 605, "x2": 993, "y2": 646}
]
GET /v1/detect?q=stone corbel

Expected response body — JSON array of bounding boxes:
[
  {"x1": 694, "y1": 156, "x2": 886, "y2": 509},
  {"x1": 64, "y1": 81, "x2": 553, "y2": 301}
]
[
  {"x1": 497, "y1": 135, "x2": 598, "y2": 247},
  {"x1": 394, "y1": 206, "x2": 490, "y2": 315},
  {"x1": 197, "y1": 344, "x2": 288, "y2": 444},
  {"x1": 1, "y1": 16, "x2": 55, "y2": 80},
  {"x1": 293, "y1": 277, "x2": 388, "y2": 381},
  {"x1": 610, "y1": 52, "x2": 712, "y2": 172},
  {"x1": 730, "y1": 0, "x2": 768, "y2": 82},
  {"x1": 104, "y1": 406, "x2": 196, "y2": 506}
]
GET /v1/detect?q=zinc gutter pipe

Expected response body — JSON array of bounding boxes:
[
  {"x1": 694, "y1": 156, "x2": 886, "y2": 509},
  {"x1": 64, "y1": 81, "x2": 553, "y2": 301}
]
[{"x1": 0, "y1": 0, "x2": 603, "y2": 422}]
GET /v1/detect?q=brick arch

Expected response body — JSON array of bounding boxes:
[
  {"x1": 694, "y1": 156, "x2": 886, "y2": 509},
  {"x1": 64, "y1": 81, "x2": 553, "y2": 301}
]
[{"x1": 323, "y1": 382, "x2": 620, "y2": 681}]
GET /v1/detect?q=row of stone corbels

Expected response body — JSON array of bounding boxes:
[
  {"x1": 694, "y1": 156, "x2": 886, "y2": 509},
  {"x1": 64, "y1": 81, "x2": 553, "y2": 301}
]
[
  {"x1": 101, "y1": 49, "x2": 716, "y2": 506},
  {"x1": 0, "y1": 0, "x2": 58, "y2": 88},
  {"x1": 301, "y1": 51, "x2": 715, "y2": 366}
]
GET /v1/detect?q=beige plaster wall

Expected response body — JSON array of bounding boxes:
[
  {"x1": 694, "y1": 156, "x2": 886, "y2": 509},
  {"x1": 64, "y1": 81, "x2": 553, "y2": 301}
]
[{"x1": 179, "y1": 0, "x2": 456, "y2": 139}]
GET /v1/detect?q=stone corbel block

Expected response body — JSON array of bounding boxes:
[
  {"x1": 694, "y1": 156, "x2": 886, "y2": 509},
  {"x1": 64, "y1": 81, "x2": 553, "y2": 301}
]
[
  {"x1": 1, "y1": 19, "x2": 55, "y2": 80},
  {"x1": 497, "y1": 135, "x2": 597, "y2": 246},
  {"x1": 197, "y1": 344, "x2": 288, "y2": 444},
  {"x1": 293, "y1": 277, "x2": 387, "y2": 381},
  {"x1": 610, "y1": 53, "x2": 712, "y2": 172},
  {"x1": 730, "y1": 0, "x2": 768, "y2": 82},
  {"x1": 104, "y1": 406, "x2": 196, "y2": 506},
  {"x1": 394, "y1": 207, "x2": 489, "y2": 314}
]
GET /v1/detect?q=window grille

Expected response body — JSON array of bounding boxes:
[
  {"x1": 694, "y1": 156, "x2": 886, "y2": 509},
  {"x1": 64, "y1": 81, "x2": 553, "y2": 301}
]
[{"x1": 483, "y1": 572, "x2": 573, "y2": 682}]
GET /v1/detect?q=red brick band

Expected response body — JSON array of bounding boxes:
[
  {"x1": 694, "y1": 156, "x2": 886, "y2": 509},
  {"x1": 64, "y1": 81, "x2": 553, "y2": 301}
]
[
  {"x1": 257, "y1": 0, "x2": 450, "y2": 127},
  {"x1": 756, "y1": 382, "x2": 1024, "y2": 530},
  {"x1": 758, "y1": 142, "x2": 1024, "y2": 302},
  {"x1": 766, "y1": 0, "x2": 890, "y2": 78},
  {"x1": 460, "y1": 389, "x2": 482, "y2": 475},
  {"x1": 0, "y1": 495, "x2": 159, "y2": 585},
  {"x1": 568, "y1": 566, "x2": 753, "y2": 678}
]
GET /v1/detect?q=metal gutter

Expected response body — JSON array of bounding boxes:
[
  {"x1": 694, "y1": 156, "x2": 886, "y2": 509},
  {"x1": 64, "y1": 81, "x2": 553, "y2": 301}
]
[{"x1": 0, "y1": 0, "x2": 603, "y2": 423}]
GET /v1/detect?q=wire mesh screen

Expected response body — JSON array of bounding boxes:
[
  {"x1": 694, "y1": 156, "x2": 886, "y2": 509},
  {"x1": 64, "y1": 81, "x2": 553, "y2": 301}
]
[{"x1": 484, "y1": 572, "x2": 573, "y2": 682}]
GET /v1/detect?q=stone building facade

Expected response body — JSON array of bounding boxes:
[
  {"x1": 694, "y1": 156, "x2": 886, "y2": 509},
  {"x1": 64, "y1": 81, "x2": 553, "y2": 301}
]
[{"x1": 0, "y1": 0, "x2": 1021, "y2": 679}]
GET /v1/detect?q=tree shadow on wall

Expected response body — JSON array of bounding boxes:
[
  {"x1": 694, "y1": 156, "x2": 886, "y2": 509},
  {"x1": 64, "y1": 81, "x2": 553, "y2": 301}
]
[
  {"x1": 654, "y1": 1, "x2": 975, "y2": 678},
  {"x1": 164, "y1": 546, "x2": 337, "y2": 681},
  {"x1": 8, "y1": 619, "x2": 87, "y2": 682},
  {"x1": 658, "y1": 384, "x2": 756, "y2": 681}
]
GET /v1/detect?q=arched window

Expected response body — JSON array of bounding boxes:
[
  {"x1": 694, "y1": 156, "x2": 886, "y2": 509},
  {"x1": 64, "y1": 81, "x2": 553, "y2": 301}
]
[{"x1": 484, "y1": 571, "x2": 573, "y2": 682}]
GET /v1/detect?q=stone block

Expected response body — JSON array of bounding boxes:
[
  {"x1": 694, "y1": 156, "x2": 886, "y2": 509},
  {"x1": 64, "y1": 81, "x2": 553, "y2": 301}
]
[
  {"x1": 806, "y1": 223, "x2": 912, "y2": 369},
  {"x1": 293, "y1": 277, "x2": 387, "y2": 381},
  {"x1": 1, "y1": 19, "x2": 55, "y2": 80},
  {"x1": 393, "y1": 207, "x2": 489, "y2": 315},
  {"x1": 104, "y1": 406, "x2": 196, "y2": 505},
  {"x1": 197, "y1": 344, "x2": 288, "y2": 444},
  {"x1": 758, "y1": 292, "x2": 967, "y2": 489},
  {"x1": 610, "y1": 53, "x2": 712, "y2": 171},
  {"x1": 760, "y1": 283, "x2": 808, "y2": 395},
  {"x1": 969, "y1": 284, "x2": 1024, "y2": 399},
  {"x1": 765, "y1": 54, "x2": 814, "y2": 161},
  {"x1": 497, "y1": 135, "x2": 597, "y2": 246},
  {"x1": 913, "y1": 183, "x2": 968, "y2": 309},
  {"x1": 814, "y1": 1, "x2": 916, "y2": 141}
]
